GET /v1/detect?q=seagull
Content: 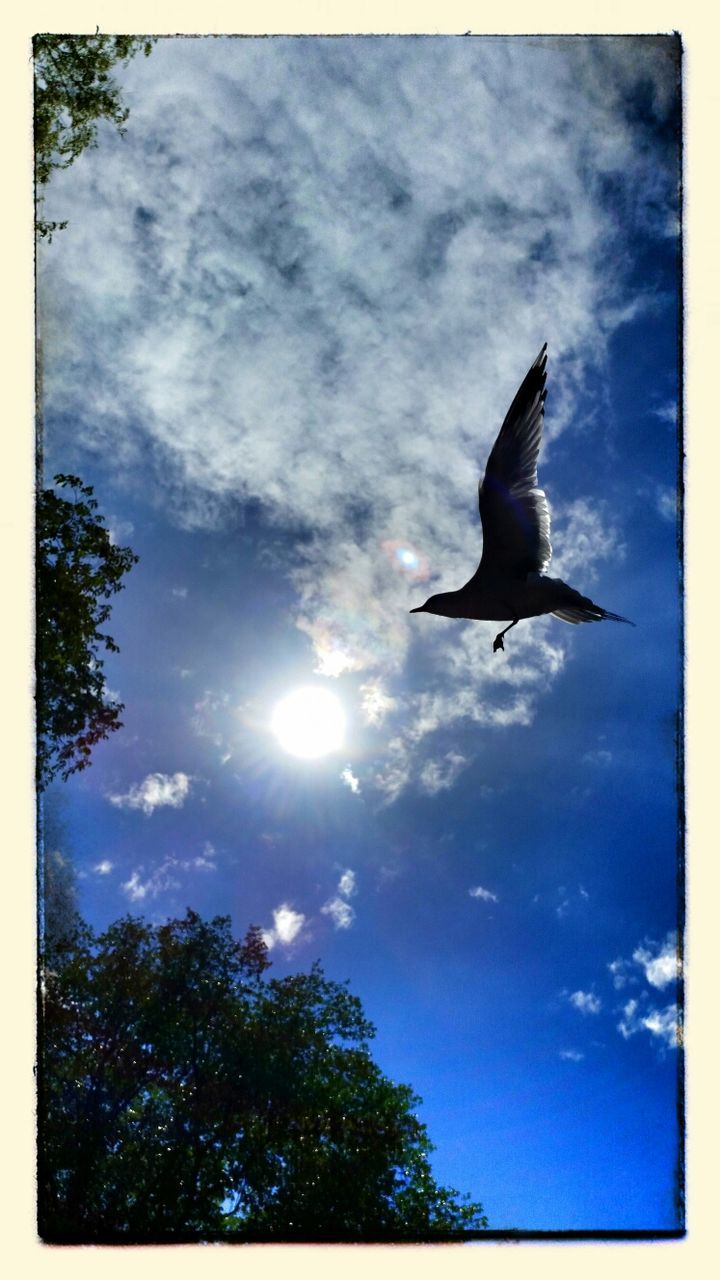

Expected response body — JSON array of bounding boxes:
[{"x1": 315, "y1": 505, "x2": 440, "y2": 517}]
[{"x1": 410, "y1": 344, "x2": 633, "y2": 652}]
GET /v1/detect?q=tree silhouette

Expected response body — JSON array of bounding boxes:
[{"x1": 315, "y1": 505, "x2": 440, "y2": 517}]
[
  {"x1": 39, "y1": 909, "x2": 488, "y2": 1243},
  {"x1": 34, "y1": 33, "x2": 154, "y2": 239},
  {"x1": 36, "y1": 475, "x2": 138, "y2": 788}
]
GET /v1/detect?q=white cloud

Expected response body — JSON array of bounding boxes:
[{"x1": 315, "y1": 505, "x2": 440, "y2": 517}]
[
  {"x1": 321, "y1": 867, "x2": 357, "y2": 930},
  {"x1": 618, "y1": 997, "x2": 680, "y2": 1049},
  {"x1": 569, "y1": 990, "x2": 602, "y2": 1015},
  {"x1": 261, "y1": 903, "x2": 306, "y2": 950},
  {"x1": 40, "y1": 38, "x2": 678, "y2": 796},
  {"x1": 559, "y1": 1049, "x2": 584, "y2": 1062},
  {"x1": 633, "y1": 932, "x2": 680, "y2": 989},
  {"x1": 321, "y1": 896, "x2": 355, "y2": 929},
  {"x1": 337, "y1": 869, "x2": 356, "y2": 898},
  {"x1": 107, "y1": 517, "x2": 134, "y2": 545},
  {"x1": 121, "y1": 858, "x2": 181, "y2": 902},
  {"x1": 609, "y1": 930, "x2": 680, "y2": 994},
  {"x1": 171, "y1": 585, "x2": 188, "y2": 598},
  {"x1": 341, "y1": 766, "x2": 361, "y2": 795},
  {"x1": 469, "y1": 885, "x2": 498, "y2": 903},
  {"x1": 93, "y1": 859, "x2": 113, "y2": 875},
  {"x1": 108, "y1": 771, "x2": 192, "y2": 816}
]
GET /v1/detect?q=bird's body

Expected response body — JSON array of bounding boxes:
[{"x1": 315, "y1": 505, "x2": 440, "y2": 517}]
[{"x1": 410, "y1": 345, "x2": 633, "y2": 651}]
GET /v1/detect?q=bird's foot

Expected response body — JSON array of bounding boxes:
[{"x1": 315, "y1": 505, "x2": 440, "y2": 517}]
[{"x1": 493, "y1": 634, "x2": 505, "y2": 653}]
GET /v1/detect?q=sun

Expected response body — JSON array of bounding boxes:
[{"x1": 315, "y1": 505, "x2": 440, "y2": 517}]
[{"x1": 271, "y1": 686, "x2": 346, "y2": 759}]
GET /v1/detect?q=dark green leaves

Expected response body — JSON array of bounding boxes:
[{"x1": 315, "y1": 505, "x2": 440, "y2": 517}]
[
  {"x1": 39, "y1": 910, "x2": 488, "y2": 1243},
  {"x1": 36, "y1": 474, "x2": 138, "y2": 788}
]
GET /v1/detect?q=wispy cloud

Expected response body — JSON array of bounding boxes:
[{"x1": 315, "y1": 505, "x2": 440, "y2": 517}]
[
  {"x1": 419, "y1": 751, "x2": 468, "y2": 796},
  {"x1": 108, "y1": 771, "x2": 192, "y2": 816},
  {"x1": 92, "y1": 859, "x2": 113, "y2": 875},
  {"x1": 569, "y1": 990, "x2": 602, "y2": 1015},
  {"x1": 559, "y1": 1049, "x2": 584, "y2": 1062},
  {"x1": 607, "y1": 956, "x2": 634, "y2": 990},
  {"x1": 469, "y1": 885, "x2": 498, "y2": 904},
  {"x1": 261, "y1": 903, "x2": 306, "y2": 950},
  {"x1": 582, "y1": 747, "x2": 613, "y2": 767},
  {"x1": 120, "y1": 847, "x2": 218, "y2": 902},
  {"x1": 655, "y1": 485, "x2": 677, "y2": 522}
]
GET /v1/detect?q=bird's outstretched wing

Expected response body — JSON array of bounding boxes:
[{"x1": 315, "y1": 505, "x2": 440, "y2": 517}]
[{"x1": 473, "y1": 344, "x2": 552, "y2": 582}]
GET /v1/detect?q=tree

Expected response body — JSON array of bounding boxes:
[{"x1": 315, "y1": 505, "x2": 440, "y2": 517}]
[
  {"x1": 38, "y1": 910, "x2": 488, "y2": 1243},
  {"x1": 36, "y1": 474, "x2": 138, "y2": 789},
  {"x1": 33, "y1": 33, "x2": 154, "y2": 239}
]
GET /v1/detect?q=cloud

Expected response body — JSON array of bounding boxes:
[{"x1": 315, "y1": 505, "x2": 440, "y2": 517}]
[
  {"x1": 554, "y1": 885, "x2": 590, "y2": 919},
  {"x1": 321, "y1": 896, "x2": 355, "y2": 930},
  {"x1": 569, "y1": 990, "x2": 602, "y2": 1015},
  {"x1": 607, "y1": 956, "x2": 634, "y2": 990},
  {"x1": 582, "y1": 747, "x2": 613, "y2": 767},
  {"x1": 617, "y1": 997, "x2": 680, "y2": 1049},
  {"x1": 655, "y1": 485, "x2": 677, "y2": 522},
  {"x1": 121, "y1": 859, "x2": 181, "y2": 902},
  {"x1": 559, "y1": 1049, "x2": 584, "y2": 1062},
  {"x1": 359, "y1": 680, "x2": 396, "y2": 727},
  {"x1": 337, "y1": 869, "x2": 356, "y2": 898},
  {"x1": 341, "y1": 766, "x2": 361, "y2": 794},
  {"x1": 108, "y1": 771, "x2": 192, "y2": 815},
  {"x1": 40, "y1": 38, "x2": 678, "y2": 795},
  {"x1": 609, "y1": 930, "x2": 679, "y2": 992},
  {"x1": 632, "y1": 932, "x2": 679, "y2": 990},
  {"x1": 261, "y1": 903, "x2": 306, "y2": 950},
  {"x1": 194, "y1": 841, "x2": 218, "y2": 870},
  {"x1": 321, "y1": 867, "x2": 357, "y2": 930},
  {"x1": 120, "y1": 847, "x2": 218, "y2": 902},
  {"x1": 419, "y1": 751, "x2": 468, "y2": 796},
  {"x1": 469, "y1": 884, "x2": 498, "y2": 903},
  {"x1": 93, "y1": 859, "x2": 113, "y2": 875},
  {"x1": 107, "y1": 517, "x2": 135, "y2": 546}
]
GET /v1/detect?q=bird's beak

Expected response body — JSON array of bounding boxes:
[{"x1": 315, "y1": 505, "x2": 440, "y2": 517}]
[{"x1": 409, "y1": 606, "x2": 424, "y2": 613}]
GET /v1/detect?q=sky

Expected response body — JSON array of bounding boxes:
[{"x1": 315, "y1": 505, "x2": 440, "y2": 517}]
[{"x1": 37, "y1": 34, "x2": 682, "y2": 1233}]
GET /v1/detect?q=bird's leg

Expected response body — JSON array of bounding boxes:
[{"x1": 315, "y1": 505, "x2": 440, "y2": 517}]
[{"x1": 493, "y1": 619, "x2": 518, "y2": 653}]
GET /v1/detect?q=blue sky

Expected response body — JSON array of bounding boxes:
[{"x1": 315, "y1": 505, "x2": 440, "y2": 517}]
[{"x1": 37, "y1": 35, "x2": 682, "y2": 1232}]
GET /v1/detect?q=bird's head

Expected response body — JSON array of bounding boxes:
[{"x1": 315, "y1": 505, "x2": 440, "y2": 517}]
[{"x1": 410, "y1": 592, "x2": 460, "y2": 618}]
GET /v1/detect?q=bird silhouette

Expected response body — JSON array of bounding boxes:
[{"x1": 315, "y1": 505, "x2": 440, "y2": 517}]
[{"x1": 410, "y1": 344, "x2": 633, "y2": 652}]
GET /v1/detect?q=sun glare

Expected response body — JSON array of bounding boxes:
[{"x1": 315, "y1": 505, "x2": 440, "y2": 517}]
[{"x1": 271, "y1": 686, "x2": 346, "y2": 759}]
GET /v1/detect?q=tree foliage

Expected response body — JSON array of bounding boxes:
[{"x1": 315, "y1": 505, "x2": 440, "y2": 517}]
[
  {"x1": 39, "y1": 910, "x2": 488, "y2": 1243},
  {"x1": 33, "y1": 33, "x2": 154, "y2": 239},
  {"x1": 36, "y1": 474, "x2": 138, "y2": 789}
]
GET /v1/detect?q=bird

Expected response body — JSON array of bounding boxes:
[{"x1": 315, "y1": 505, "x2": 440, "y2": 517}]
[{"x1": 410, "y1": 344, "x2": 633, "y2": 652}]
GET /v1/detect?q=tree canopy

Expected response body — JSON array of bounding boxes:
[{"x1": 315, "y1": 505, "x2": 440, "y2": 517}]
[
  {"x1": 34, "y1": 33, "x2": 154, "y2": 239},
  {"x1": 36, "y1": 474, "x2": 138, "y2": 789},
  {"x1": 39, "y1": 909, "x2": 488, "y2": 1243}
]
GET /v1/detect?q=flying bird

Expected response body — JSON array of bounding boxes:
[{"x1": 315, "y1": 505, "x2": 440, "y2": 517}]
[{"x1": 410, "y1": 345, "x2": 633, "y2": 652}]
